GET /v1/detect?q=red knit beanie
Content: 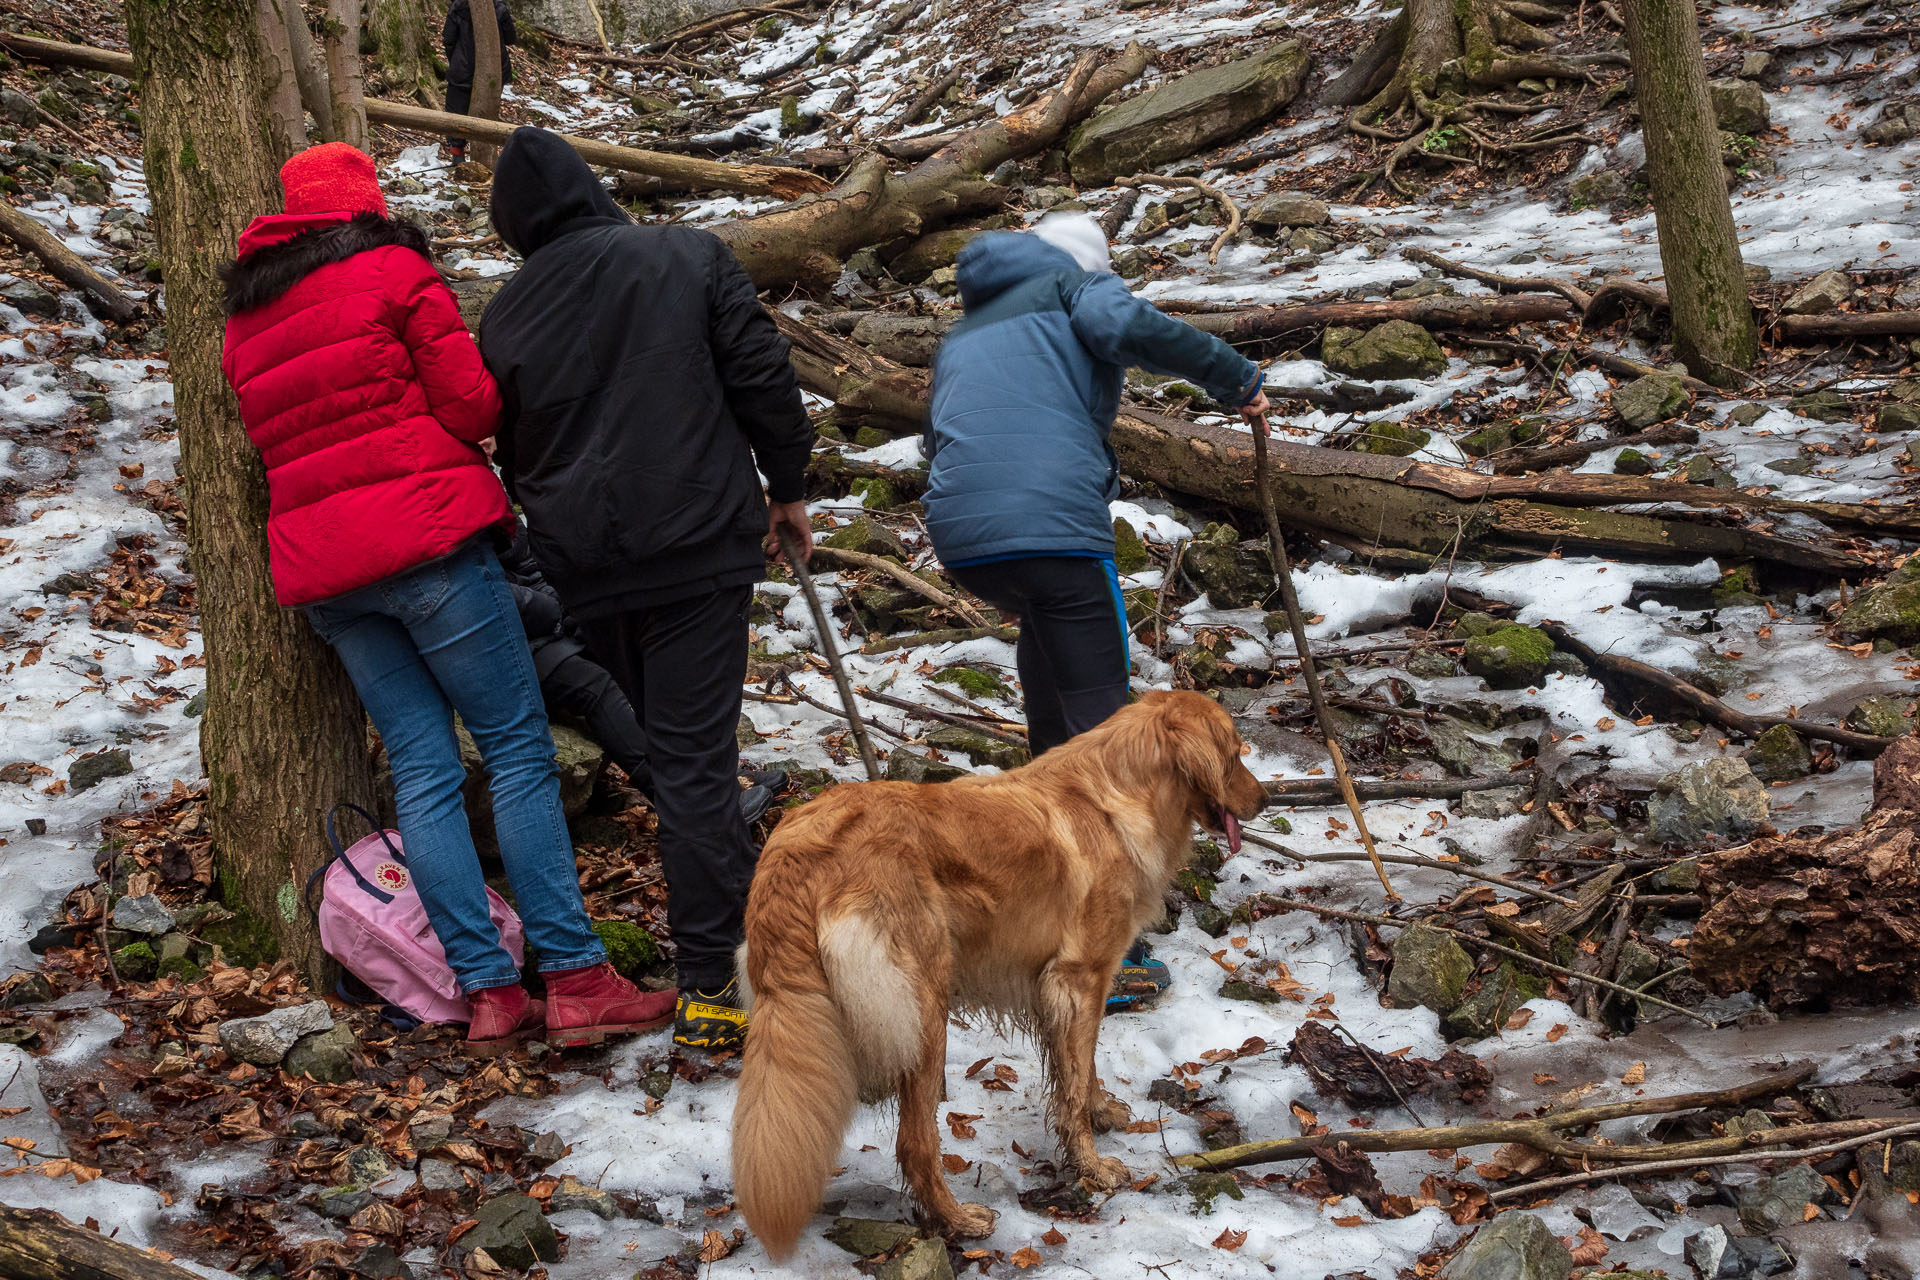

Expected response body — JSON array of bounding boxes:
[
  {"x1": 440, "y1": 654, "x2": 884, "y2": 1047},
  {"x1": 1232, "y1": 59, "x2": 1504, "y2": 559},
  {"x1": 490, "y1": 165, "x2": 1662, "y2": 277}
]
[{"x1": 279, "y1": 142, "x2": 388, "y2": 218}]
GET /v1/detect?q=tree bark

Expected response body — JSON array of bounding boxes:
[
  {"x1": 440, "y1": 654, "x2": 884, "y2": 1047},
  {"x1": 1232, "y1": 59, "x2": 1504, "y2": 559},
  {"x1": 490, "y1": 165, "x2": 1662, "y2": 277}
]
[
  {"x1": 468, "y1": 0, "x2": 504, "y2": 167},
  {"x1": 254, "y1": 0, "x2": 309, "y2": 151},
  {"x1": 1619, "y1": 0, "x2": 1757, "y2": 383},
  {"x1": 124, "y1": 0, "x2": 376, "y2": 985},
  {"x1": 0, "y1": 1206, "x2": 209, "y2": 1280},
  {"x1": 281, "y1": 0, "x2": 335, "y2": 140},
  {"x1": 0, "y1": 202, "x2": 143, "y2": 323},
  {"x1": 368, "y1": 0, "x2": 439, "y2": 106},
  {"x1": 322, "y1": 0, "x2": 369, "y2": 148}
]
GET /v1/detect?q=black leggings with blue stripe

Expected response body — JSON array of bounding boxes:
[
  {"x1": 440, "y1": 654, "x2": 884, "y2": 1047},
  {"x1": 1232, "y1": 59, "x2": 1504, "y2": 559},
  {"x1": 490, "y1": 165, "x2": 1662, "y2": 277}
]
[{"x1": 946, "y1": 555, "x2": 1131, "y2": 757}]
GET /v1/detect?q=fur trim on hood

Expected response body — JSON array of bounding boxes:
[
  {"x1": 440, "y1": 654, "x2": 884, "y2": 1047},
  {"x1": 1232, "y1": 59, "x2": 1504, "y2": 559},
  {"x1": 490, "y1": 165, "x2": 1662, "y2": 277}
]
[{"x1": 220, "y1": 212, "x2": 432, "y2": 315}]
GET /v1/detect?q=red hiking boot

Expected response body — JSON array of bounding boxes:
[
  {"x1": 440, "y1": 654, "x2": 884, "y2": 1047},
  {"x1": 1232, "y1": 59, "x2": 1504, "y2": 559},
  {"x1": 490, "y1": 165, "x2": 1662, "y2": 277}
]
[
  {"x1": 544, "y1": 963, "x2": 676, "y2": 1048},
  {"x1": 467, "y1": 984, "x2": 544, "y2": 1054}
]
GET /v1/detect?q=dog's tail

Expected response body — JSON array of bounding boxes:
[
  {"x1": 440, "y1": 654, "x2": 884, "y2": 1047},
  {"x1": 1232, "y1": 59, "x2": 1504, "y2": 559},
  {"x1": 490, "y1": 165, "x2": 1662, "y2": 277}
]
[{"x1": 735, "y1": 883, "x2": 923, "y2": 1260}]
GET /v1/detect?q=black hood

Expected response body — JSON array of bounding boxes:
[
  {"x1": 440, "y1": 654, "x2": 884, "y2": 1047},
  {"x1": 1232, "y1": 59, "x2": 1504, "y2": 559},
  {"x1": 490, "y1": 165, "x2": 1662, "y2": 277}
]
[
  {"x1": 490, "y1": 126, "x2": 631, "y2": 258},
  {"x1": 219, "y1": 213, "x2": 430, "y2": 315}
]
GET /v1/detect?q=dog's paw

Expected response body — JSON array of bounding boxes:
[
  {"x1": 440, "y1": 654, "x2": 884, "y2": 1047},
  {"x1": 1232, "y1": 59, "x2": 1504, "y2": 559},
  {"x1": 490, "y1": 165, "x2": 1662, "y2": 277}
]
[
  {"x1": 943, "y1": 1201, "x2": 998, "y2": 1239},
  {"x1": 1090, "y1": 1093, "x2": 1133, "y2": 1133},
  {"x1": 1076, "y1": 1154, "x2": 1131, "y2": 1191}
]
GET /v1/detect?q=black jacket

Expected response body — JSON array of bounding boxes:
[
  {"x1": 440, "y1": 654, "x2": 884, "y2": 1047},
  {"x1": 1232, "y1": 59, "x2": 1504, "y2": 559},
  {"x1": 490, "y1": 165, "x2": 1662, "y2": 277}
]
[
  {"x1": 479, "y1": 127, "x2": 812, "y2": 618},
  {"x1": 444, "y1": 0, "x2": 516, "y2": 87}
]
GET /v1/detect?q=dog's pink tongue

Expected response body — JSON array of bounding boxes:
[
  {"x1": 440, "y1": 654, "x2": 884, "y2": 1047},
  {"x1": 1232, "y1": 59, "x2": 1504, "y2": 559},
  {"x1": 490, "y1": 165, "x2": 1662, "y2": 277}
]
[{"x1": 1221, "y1": 809, "x2": 1242, "y2": 854}]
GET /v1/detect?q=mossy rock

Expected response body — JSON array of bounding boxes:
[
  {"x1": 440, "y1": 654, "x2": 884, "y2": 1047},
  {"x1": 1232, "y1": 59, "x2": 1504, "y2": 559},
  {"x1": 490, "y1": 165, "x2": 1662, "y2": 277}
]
[
  {"x1": 1321, "y1": 320, "x2": 1446, "y2": 380},
  {"x1": 1681, "y1": 455, "x2": 1736, "y2": 488},
  {"x1": 925, "y1": 725, "x2": 1028, "y2": 769},
  {"x1": 1712, "y1": 563, "x2": 1763, "y2": 607},
  {"x1": 1458, "y1": 423, "x2": 1512, "y2": 458},
  {"x1": 823, "y1": 516, "x2": 910, "y2": 559},
  {"x1": 1387, "y1": 923, "x2": 1473, "y2": 1013},
  {"x1": 1452, "y1": 611, "x2": 1505, "y2": 639},
  {"x1": 779, "y1": 94, "x2": 804, "y2": 135},
  {"x1": 850, "y1": 477, "x2": 900, "y2": 509},
  {"x1": 201, "y1": 903, "x2": 280, "y2": 969},
  {"x1": 592, "y1": 920, "x2": 664, "y2": 977},
  {"x1": 1613, "y1": 447, "x2": 1655, "y2": 476},
  {"x1": 1173, "y1": 866, "x2": 1215, "y2": 903},
  {"x1": 1612, "y1": 372, "x2": 1690, "y2": 428},
  {"x1": 112, "y1": 941, "x2": 157, "y2": 981},
  {"x1": 852, "y1": 425, "x2": 891, "y2": 448},
  {"x1": 157, "y1": 956, "x2": 204, "y2": 983},
  {"x1": 1846, "y1": 695, "x2": 1912, "y2": 738},
  {"x1": 1461, "y1": 623, "x2": 1554, "y2": 689},
  {"x1": 1836, "y1": 560, "x2": 1920, "y2": 645},
  {"x1": 1745, "y1": 723, "x2": 1812, "y2": 781},
  {"x1": 931, "y1": 665, "x2": 1009, "y2": 701},
  {"x1": 1443, "y1": 960, "x2": 1546, "y2": 1041},
  {"x1": 1112, "y1": 518, "x2": 1152, "y2": 574},
  {"x1": 1187, "y1": 1170, "x2": 1244, "y2": 1213},
  {"x1": 1789, "y1": 389, "x2": 1852, "y2": 422},
  {"x1": 1357, "y1": 421, "x2": 1430, "y2": 457},
  {"x1": 1181, "y1": 524, "x2": 1272, "y2": 609}
]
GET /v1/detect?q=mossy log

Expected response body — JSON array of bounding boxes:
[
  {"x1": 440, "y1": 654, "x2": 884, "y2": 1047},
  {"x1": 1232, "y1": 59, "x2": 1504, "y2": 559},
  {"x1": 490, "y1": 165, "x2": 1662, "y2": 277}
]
[{"x1": 0, "y1": 202, "x2": 142, "y2": 323}]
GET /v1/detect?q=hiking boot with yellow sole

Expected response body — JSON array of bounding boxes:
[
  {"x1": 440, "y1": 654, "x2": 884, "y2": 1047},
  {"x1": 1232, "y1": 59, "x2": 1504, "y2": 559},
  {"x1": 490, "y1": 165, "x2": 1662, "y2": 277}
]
[{"x1": 674, "y1": 980, "x2": 747, "y2": 1052}]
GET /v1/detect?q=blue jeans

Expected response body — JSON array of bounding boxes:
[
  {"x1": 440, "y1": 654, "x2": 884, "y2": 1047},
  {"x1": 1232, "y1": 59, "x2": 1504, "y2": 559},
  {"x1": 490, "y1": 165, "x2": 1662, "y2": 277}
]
[{"x1": 307, "y1": 538, "x2": 607, "y2": 992}]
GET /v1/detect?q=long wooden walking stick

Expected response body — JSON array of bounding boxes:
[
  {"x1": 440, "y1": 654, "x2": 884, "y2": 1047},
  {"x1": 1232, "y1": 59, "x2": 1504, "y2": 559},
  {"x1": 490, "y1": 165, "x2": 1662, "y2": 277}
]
[
  {"x1": 777, "y1": 527, "x2": 883, "y2": 781},
  {"x1": 1247, "y1": 415, "x2": 1398, "y2": 900}
]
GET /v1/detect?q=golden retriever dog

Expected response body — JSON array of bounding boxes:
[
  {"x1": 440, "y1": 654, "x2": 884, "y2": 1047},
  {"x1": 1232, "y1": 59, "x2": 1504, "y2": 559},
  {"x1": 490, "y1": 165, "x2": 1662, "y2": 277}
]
[{"x1": 731, "y1": 690, "x2": 1267, "y2": 1259}]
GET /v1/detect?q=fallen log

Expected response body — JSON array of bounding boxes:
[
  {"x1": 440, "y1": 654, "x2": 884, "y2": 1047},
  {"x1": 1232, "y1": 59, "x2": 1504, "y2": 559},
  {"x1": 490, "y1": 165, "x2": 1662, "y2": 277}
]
[
  {"x1": 1179, "y1": 293, "x2": 1577, "y2": 342},
  {"x1": 0, "y1": 33, "x2": 826, "y2": 200},
  {"x1": 1174, "y1": 1066, "x2": 1809, "y2": 1170},
  {"x1": 1403, "y1": 246, "x2": 1594, "y2": 311},
  {"x1": 860, "y1": 624, "x2": 1018, "y2": 654},
  {"x1": 641, "y1": 0, "x2": 816, "y2": 50},
  {"x1": 1690, "y1": 734, "x2": 1920, "y2": 1011},
  {"x1": 811, "y1": 545, "x2": 993, "y2": 627},
  {"x1": 1534, "y1": 619, "x2": 1897, "y2": 754},
  {"x1": 0, "y1": 1205, "x2": 209, "y2": 1280},
  {"x1": 0, "y1": 202, "x2": 143, "y2": 323},
  {"x1": 1263, "y1": 773, "x2": 1525, "y2": 804},
  {"x1": 711, "y1": 44, "x2": 1148, "y2": 290},
  {"x1": 892, "y1": 66, "x2": 965, "y2": 131},
  {"x1": 1490, "y1": 422, "x2": 1698, "y2": 475},
  {"x1": 1774, "y1": 310, "x2": 1920, "y2": 339}
]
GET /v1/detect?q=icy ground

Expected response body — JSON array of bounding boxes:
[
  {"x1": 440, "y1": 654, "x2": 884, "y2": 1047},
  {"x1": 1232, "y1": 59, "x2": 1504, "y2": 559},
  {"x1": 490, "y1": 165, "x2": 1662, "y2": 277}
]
[{"x1": 4, "y1": 0, "x2": 1920, "y2": 1274}]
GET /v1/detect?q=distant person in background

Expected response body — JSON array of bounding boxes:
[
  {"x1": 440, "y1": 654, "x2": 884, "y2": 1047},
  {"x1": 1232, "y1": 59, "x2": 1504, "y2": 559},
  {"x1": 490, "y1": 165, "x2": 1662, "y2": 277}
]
[
  {"x1": 443, "y1": 0, "x2": 517, "y2": 164},
  {"x1": 921, "y1": 210, "x2": 1270, "y2": 1011}
]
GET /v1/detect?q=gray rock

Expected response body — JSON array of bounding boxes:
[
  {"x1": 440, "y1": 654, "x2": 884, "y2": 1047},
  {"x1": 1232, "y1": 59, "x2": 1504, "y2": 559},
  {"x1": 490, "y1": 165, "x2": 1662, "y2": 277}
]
[
  {"x1": 464, "y1": 1195, "x2": 559, "y2": 1269},
  {"x1": 1878, "y1": 402, "x2": 1920, "y2": 433},
  {"x1": 1744, "y1": 724, "x2": 1811, "y2": 782},
  {"x1": 1570, "y1": 170, "x2": 1629, "y2": 208},
  {"x1": 1441, "y1": 1211, "x2": 1573, "y2": 1280},
  {"x1": 1685, "y1": 1224, "x2": 1792, "y2": 1278},
  {"x1": 1461, "y1": 786, "x2": 1531, "y2": 819},
  {"x1": 1444, "y1": 960, "x2": 1546, "y2": 1041},
  {"x1": 1068, "y1": 41, "x2": 1311, "y2": 184},
  {"x1": 1612, "y1": 372, "x2": 1690, "y2": 427},
  {"x1": 1288, "y1": 227, "x2": 1336, "y2": 255},
  {"x1": 1392, "y1": 278, "x2": 1456, "y2": 300},
  {"x1": 1788, "y1": 389, "x2": 1852, "y2": 422},
  {"x1": 1321, "y1": 320, "x2": 1446, "y2": 380},
  {"x1": 0, "y1": 279, "x2": 59, "y2": 319},
  {"x1": 923, "y1": 725, "x2": 1026, "y2": 769},
  {"x1": 1647, "y1": 757, "x2": 1770, "y2": 845},
  {"x1": 1246, "y1": 191, "x2": 1328, "y2": 228},
  {"x1": 409, "y1": 1112, "x2": 455, "y2": 1149},
  {"x1": 1846, "y1": 695, "x2": 1911, "y2": 739},
  {"x1": 827, "y1": 1217, "x2": 924, "y2": 1257},
  {"x1": 514, "y1": 0, "x2": 731, "y2": 44},
  {"x1": 1736, "y1": 1162, "x2": 1830, "y2": 1232},
  {"x1": 0, "y1": 89, "x2": 35, "y2": 125},
  {"x1": 1728, "y1": 402, "x2": 1769, "y2": 427},
  {"x1": 111, "y1": 894, "x2": 175, "y2": 936},
  {"x1": 216, "y1": 1001, "x2": 335, "y2": 1067},
  {"x1": 1404, "y1": 648, "x2": 1461, "y2": 678},
  {"x1": 549, "y1": 1174, "x2": 619, "y2": 1219},
  {"x1": 1709, "y1": 78, "x2": 1771, "y2": 136},
  {"x1": 876, "y1": 1237, "x2": 956, "y2": 1280},
  {"x1": 417, "y1": 1158, "x2": 469, "y2": 1192},
  {"x1": 1836, "y1": 559, "x2": 1920, "y2": 645},
  {"x1": 1181, "y1": 525, "x2": 1273, "y2": 608},
  {"x1": 284, "y1": 1023, "x2": 357, "y2": 1084},
  {"x1": 884, "y1": 749, "x2": 973, "y2": 784},
  {"x1": 69, "y1": 748, "x2": 133, "y2": 794},
  {"x1": 1739, "y1": 51, "x2": 1772, "y2": 79},
  {"x1": 340, "y1": 1143, "x2": 394, "y2": 1184},
  {"x1": 1386, "y1": 923, "x2": 1474, "y2": 1013},
  {"x1": 315, "y1": 1186, "x2": 375, "y2": 1219},
  {"x1": 1780, "y1": 268, "x2": 1852, "y2": 316}
]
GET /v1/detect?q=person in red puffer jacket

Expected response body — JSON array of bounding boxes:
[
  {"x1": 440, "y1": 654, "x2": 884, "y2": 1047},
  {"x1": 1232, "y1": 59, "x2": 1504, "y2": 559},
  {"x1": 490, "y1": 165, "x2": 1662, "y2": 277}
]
[{"x1": 221, "y1": 141, "x2": 671, "y2": 1052}]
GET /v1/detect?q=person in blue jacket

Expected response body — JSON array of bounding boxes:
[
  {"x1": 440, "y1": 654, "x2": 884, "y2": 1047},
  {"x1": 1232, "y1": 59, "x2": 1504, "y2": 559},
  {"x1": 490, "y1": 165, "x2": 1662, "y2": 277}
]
[{"x1": 924, "y1": 211, "x2": 1270, "y2": 1008}]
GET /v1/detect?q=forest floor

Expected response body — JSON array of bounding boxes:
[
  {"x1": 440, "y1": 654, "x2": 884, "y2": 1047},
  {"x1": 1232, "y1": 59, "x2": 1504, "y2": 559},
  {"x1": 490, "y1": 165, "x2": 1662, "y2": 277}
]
[{"x1": 3, "y1": 0, "x2": 1920, "y2": 1276}]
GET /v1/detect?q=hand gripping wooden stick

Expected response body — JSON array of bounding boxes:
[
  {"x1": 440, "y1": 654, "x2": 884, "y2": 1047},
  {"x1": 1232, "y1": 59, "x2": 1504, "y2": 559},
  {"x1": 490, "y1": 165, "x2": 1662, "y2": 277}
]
[
  {"x1": 777, "y1": 527, "x2": 883, "y2": 781},
  {"x1": 1247, "y1": 414, "x2": 1398, "y2": 900}
]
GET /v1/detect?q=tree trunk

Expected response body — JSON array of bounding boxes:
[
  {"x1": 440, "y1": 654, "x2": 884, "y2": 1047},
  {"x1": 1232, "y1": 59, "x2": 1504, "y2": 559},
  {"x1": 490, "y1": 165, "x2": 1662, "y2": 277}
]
[
  {"x1": 281, "y1": 0, "x2": 335, "y2": 140},
  {"x1": 322, "y1": 0, "x2": 368, "y2": 148},
  {"x1": 1619, "y1": 0, "x2": 1757, "y2": 384},
  {"x1": 468, "y1": 0, "x2": 504, "y2": 167},
  {"x1": 124, "y1": 0, "x2": 376, "y2": 985},
  {"x1": 368, "y1": 0, "x2": 439, "y2": 106},
  {"x1": 254, "y1": 0, "x2": 310, "y2": 152}
]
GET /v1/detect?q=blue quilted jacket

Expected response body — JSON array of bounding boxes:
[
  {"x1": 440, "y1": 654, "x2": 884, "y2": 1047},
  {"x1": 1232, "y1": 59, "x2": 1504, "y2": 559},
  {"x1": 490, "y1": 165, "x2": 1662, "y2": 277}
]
[{"x1": 924, "y1": 233, "x2": 1261, "y2": 566}]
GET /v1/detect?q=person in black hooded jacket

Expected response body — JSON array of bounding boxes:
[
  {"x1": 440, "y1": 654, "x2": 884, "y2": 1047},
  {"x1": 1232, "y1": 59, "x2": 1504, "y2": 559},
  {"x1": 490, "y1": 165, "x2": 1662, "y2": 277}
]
[
  {"x1": 442, "y1": 0, "x2": 516, "y2": 162},
  {"x1": 480, "y1": 125, "x2": 814, "y2": 1054}
]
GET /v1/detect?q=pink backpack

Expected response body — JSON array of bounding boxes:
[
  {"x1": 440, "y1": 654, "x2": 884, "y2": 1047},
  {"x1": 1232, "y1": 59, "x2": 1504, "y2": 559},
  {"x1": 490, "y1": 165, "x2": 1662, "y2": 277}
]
[{"x1": 309, "y1": 804, "x2": 525, "y2": 1026}]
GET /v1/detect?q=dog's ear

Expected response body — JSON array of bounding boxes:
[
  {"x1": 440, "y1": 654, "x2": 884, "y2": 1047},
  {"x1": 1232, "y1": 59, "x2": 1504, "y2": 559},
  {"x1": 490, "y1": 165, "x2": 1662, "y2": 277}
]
[{"x1": 1161, "y1": 697, "x2": 1230, "y2": 805}]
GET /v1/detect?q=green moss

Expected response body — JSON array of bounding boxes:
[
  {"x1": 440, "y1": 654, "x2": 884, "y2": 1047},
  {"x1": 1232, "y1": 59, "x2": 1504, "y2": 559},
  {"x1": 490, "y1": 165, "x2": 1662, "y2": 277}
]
[
  {"x1": 1188, "y1": 1170, "x2": 1243, "y2": 1214},
  {"x1": 157, "y1": 956, "x2": 204, "y2": 983},
  {"x1": 113, "y1": 942, "x2": 157, "y2": 981},
  {"x1": 1112, "y1": 518, "x2": 1151, "y2": 574},
  {"x1": 931, "y1": 666, "x2": 1009, "y2": 700},
  {"x1": 754, "y1": 15, "x2": 783, "y2": 36},
  {"x1": 1613, "y1": 447, "x2": 1654, "y2": 475},
  {"x1": 177, "y1": 135, "x2": 197, "y2": 170},
  {"x1": 852, "y1": 425, "x2": 890, "y2": 448},
  {"x1": 1173, "y1": 866, "x2": 1215, "y2": 903},
  {"x1": 200, "y1": 904, "x2": 279, "y2": 969},
  {"x1": 1712, "y1": 563, "x2": 1762, "y2": 605},
  {"x1": 849, "y1": 477, "x2": 898, "y2": 509},
  {"x1": 1357, "y1": 422, "x2": 1430, "y2": 456},
  {"x1": 1461, "y1": 623, "x2": 1554, "y2": 689},
  {"x1": 593, "y1": 920, "x2": 665, "y2": 977},
  {"x1": 779, "y1": 94, "x2": 803, "y2": 136}
]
